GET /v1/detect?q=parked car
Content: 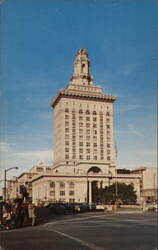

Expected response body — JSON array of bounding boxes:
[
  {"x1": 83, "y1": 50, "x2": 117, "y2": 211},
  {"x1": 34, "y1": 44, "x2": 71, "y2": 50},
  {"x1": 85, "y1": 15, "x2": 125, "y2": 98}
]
[
  {"x1": 48, "y1": 203, "x2": 67, "y2": 214},
  {"x1": 95, "y1": 203, "x2": 105, "y2": 211}
]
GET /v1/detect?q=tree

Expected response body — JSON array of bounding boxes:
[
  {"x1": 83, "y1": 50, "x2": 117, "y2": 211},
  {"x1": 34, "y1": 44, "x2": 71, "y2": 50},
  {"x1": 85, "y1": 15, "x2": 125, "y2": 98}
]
[{"x1": 93, "y1": 183, "x2": 137, "y2": 204}]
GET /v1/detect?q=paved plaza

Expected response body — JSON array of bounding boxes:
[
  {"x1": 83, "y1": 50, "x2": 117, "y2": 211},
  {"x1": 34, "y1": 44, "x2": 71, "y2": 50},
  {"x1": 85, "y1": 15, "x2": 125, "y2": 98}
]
[{"x1": 0, "y1": 211, "x2": 157, "y2": 250}]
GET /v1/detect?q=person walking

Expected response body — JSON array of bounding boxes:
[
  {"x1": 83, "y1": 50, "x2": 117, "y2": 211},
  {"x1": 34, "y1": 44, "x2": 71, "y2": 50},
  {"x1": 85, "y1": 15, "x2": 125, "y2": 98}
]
[{"x1": 32, "y1": 204, "x2": 38, "y2": 226}]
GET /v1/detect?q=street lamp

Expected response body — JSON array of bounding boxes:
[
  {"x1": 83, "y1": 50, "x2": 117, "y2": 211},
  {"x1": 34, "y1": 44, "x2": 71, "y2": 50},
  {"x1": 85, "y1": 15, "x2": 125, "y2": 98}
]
[{"x1": 4, "y1": 167, "x2": 19, "y2": 201}]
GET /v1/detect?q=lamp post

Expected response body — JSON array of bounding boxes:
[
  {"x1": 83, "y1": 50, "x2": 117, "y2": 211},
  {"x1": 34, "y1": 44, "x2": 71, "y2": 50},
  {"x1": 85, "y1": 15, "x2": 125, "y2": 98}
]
[{"x1": 4, "y1": 167, "x2": 18, "y2": 201}]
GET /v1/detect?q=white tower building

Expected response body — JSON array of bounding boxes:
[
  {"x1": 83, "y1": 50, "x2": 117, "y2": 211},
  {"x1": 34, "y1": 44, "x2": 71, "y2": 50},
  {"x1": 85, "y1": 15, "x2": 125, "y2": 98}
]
[{"x1": 51, "y1": 48, "x2": 116, "y2": 175}]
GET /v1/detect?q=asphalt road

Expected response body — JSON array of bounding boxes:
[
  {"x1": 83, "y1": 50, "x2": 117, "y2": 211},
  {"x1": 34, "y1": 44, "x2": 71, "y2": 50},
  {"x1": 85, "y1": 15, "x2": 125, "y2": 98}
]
[{"x1": 0, "y1": 211, "x2": 157, "y2": 250}]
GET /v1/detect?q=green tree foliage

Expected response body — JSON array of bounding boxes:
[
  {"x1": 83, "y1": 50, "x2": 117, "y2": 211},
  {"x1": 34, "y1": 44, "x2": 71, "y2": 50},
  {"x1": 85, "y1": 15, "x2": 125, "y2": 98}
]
[{"x1": 92, "y1": 182, "x2": 137, "y2": 204}]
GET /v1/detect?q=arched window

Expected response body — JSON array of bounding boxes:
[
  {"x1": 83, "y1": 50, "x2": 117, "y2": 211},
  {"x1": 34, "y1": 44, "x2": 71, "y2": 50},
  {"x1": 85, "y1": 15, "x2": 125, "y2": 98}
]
[
  {"x1": 106, "y1": 112, "x2": 110, "y2": 116},
  {"x1": 69, "y1": 182, "x2": 75, "y2": 189},
  {"x1": 86, "y1": 110, "x2": 90, "y2": 115},
  {"x1": 72, "y1": 109, "x2": 75, "y2": 114},
  {"x1": 79, "y1": 109, "x2": 83, "y2": 114},
  {"x1": 87, "y1": 166, "x2": 102, "y2": 174},
  {"x1": 93, "y1": 111, "x2": 97, "y2": 115},
  {"x1": 50, "y1": 182, "x2": 55, "y2": 188},
  {"x1": 60, "y1": 182, "x2": 65, "y2": 189},
  {"x1": 65, "y1": 108, "x2": 69, "y2": 113},
  {"x1": 82, "y1": 64, "x2": 86, "y2": 73}
]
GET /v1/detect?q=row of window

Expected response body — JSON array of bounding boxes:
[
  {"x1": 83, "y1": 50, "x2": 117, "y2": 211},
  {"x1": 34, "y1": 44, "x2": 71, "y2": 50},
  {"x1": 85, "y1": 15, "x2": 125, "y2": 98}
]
[
  {"x1": 50, "y1": 190, "x2": 74, "y2": 196},
  {"x1": 65, "y1": 109, "x2": 110, "y2": 116},
  {"x1": 65, "y1": 155, "x2": 111, "y2": 161},
  {"x1": 66, "y1": 115, "x2": 110, "y2": 123},
  {"x1": 65, "y1": 142, "x2": 110, "y2": 147},
  {"x1": 50, "y1": 181, "x2": 74, "y2": 189},
  {"x1": 65, "y1": 122, "x2": 110, "y2": 129}
]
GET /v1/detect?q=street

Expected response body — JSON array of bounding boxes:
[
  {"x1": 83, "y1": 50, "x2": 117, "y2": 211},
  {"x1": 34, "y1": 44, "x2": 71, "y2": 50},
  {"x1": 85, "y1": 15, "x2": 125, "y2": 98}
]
[{"x1": 0, "y1": 211, "x2": 157, "y2": 250}]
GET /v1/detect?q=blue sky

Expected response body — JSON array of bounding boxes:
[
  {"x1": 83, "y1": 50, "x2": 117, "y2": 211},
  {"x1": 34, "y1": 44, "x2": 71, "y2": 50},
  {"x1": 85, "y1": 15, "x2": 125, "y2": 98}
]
[{"x1": 0, "y1": 0, "x2": 157, "y2": 178}]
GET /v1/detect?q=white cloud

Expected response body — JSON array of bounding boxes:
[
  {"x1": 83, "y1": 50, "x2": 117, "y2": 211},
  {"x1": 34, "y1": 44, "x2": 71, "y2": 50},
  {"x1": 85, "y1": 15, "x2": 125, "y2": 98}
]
[
  {"x1": 12, "y1": 150, "x2": 52, "y2": 161},
  {"x1": 0, "y1": 141, "x2": 12, "y2": 152},
  {"x1": 38, "y1": 112, "x2": 51, "y2": 119},
  {"x1": 115, "y1": 104, "x2": 143, "y2": 113},
  {"x1": 128, "y1": 124, "x2": 145, "y2": 137}
]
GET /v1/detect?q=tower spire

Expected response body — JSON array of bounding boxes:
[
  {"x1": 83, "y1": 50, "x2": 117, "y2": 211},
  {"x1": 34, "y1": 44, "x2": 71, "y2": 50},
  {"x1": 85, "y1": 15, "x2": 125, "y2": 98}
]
[{"x1": 70, "y1": 48, "x2": 93, "y2": 86}]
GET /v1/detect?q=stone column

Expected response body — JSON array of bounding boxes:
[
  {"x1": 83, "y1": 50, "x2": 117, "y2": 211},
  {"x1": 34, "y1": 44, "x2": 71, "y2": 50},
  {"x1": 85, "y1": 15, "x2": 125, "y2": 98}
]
[{"x1": 89, "y1": 181, "x2": 92, "y2": 204}]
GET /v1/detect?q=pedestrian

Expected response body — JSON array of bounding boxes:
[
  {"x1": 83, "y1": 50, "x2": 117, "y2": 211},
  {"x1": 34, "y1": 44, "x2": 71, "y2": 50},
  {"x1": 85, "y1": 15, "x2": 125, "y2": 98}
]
[
  {"x1": 14, "y1": 202, "x2": 23, "y2": 228},
  {"x1": 3, "y1": 202, "x2": 12, "y2": 230},
  {"x1": 32, "y1": 204, "x2": 38, "y2": 226},
  {"x1": 28, "y1": 201, "x2": 33, "y2": 223}
]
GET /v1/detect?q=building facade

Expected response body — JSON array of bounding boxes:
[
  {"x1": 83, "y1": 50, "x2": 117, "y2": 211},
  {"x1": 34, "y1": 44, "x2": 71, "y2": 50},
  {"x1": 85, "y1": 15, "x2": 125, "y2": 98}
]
[
  {"x1": 6, "y1": 49, "x2": 157, "y2": 205},
  {"x1": 51, "y1": 48, "x2": 116, "y2": 175}
]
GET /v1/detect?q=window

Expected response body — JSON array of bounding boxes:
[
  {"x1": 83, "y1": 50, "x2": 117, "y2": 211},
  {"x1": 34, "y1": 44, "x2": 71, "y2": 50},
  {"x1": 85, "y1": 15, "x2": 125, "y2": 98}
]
[
  {"x1": 60, "y1": 191, "x2": 65, "y2": 196},
  {"x1": 101, "y1": 156, "x2": 104, "y2": 160},
  {"x1": 107, "y1": 137, "x2": 110, "y2": 142},
  {"x1": 93, "y1": 117, "x2": 97, "y2": 121},
  {"x1": 79, "y1": 155, "x2": 83, "y2": 159},
  {"x1": 94, "y1": 156, "x2": 97, "y2": 160},
  {"x1": 107, "y1": 150, "x2": 110, "y2": 154},
  {"x1": 65, "y1": 148, "x2": 69, "y2": 152},
  {"x1": 107, "y1": 144, "x2": 110, "y2": 148},
  {"x1": 50, "y1": 182, "x2": 55, "y2": 188},
  {"x1": 65, "y1": 154, "x2": 69, "y2": 159},
  {"x1": 65, "y1": 141, "x2": 69, "y2": 146},
  {"x1": 87, "y1": 155, "x2": 90, "y2": 160},
  {"x1": 65, "y1": 115, "x2": 69, "y2": 119},
  {"x1": 79, "y1": 129, "x2": 83, "y2": 133},
  {"x1": 107, "y1": 156, "x2": 110, "y2": 160},
  {"x1": 93, "y1": 124, "x2": 97, "y2": 128},
  {"x1": 50, "y1": 190, "x2": 55, "y2": 196},
  {"x1": 69, "y1": 191, "x2": 74, "y2": 196},
  {"x1": 86, "y1": 110, "x2": 90, "y2": 115},
  {"x1": 65, "y1": 121, "x2": 69, "y2": 126},
  {"x1": 86, "y1": 148, "x2": 90, "y2": 153},
  {"x1": 79, "y1": 109, "x2": 83, "y2": 114},
  {"x1": 72, "y1": 129, "x2": 76, "y2": 132},
  {"x1": 60, "y1": 182, "x2": 65, "y2": 189},
  {"x1": 107, "y1": 131, "x2": 110, "y2": 135},
  {"x1": 86, "y1": 123, "x2": 90, "y2": 128},
  {"x1": 65, "y1": 108, "x2": 69, "y2": 113},
  {"x1": 65, "y1": 128, "x2": 69, "y2": 132},
  {"x1": 93, "y1": 143, "x2": 97, "y2": 147},
  {"x1": 86, "y1": 129, "x2": 90, "y2": 134},
  {"x1": 86, "y1": 117, "x2": 90, "y2": 121},
  {"x1": 69, "y1": 182, "x2": 74, "y2": 189},
  {"x1": 107, "y1": 125, "x2": 110, "y2": 129},
  {"x1": 79, "y1": 142, "x2": 83, "y2": 146},
  {"x1": 37, "y1": 167, "x2": 43, "y2": 172},
  {"x1": 79, "y1": 135, "x2": 83, "y2": 139},
  {"x1": 79, "y1": 123, "x2": 83, "y2": 127},
  {"x1": 72, "y1": 109, "x2": 75, "y2": 114},
  {"x1": 93, "y1": 130, "x2": 97, "y2": 134},
  {"x1": 106, "y1": 112, "x2": 110, "y2": 116},
  {"x1": 86, "y1": 136, "x2": 90, "y2": 140},
  {"x1": 72, "y1": 154, "x2": 76, "y2": 159},
  {"x1": 86, "y1": 142, "x2": 90, "y2": 147},
  {"x1": 79, "y1": 148, "x2": 83, "y2": 153},
  {"x1": 79, "y1": 116, "x2": 83, "y2": 120},
  {"x1": 106, "y1": 119, "x2": 110, "y2": 123},
  {"x1": 72, "y1": 115, "x2": 76, "y2": 119},
  {"x1": 93, "y1": 111, "x2": 97, "y2": 115}
]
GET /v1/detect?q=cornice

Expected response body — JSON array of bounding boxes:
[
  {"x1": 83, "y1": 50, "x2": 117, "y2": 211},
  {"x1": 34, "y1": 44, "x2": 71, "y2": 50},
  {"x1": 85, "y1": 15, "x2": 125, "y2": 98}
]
[{"x1": 51, "y1": 89, "x2": 116, "y2": 108}]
